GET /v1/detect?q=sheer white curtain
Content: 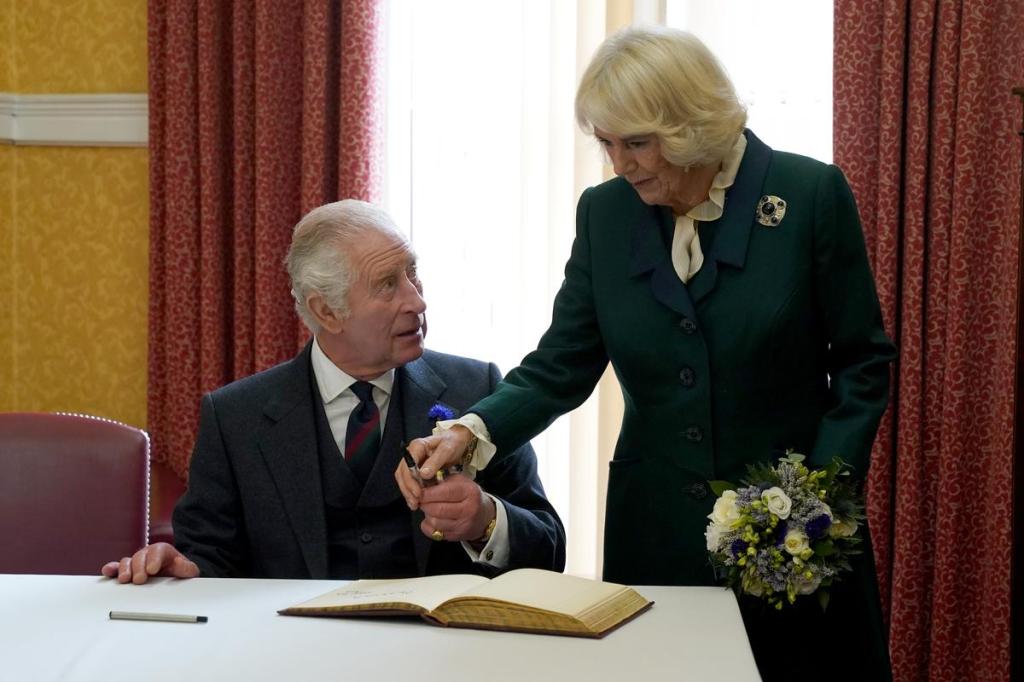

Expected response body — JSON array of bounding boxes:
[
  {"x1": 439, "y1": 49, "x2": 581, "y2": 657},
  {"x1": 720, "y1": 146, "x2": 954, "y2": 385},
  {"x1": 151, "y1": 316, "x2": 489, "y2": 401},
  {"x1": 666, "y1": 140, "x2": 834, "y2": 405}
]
[
  {"x1": 384, "y1": 0, "x2": 608, "y2": 577},
  {"x1": 666, "y1": 0, "x2": 833, "y2": 162},
  {"x1": 383, "y1": 0, "x2": 832, "y2": 579}
]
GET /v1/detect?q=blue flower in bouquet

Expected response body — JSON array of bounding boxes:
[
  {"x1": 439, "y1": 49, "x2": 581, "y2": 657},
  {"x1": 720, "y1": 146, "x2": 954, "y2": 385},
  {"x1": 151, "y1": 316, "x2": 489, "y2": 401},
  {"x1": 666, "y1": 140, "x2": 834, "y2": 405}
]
[
  {"x1": 805, "y1": 513, "x2": 832, "y2": 540},
  {"x1": 427, "y1": 402, "x2": 456, "y2": 423},
  {"x1": 704, "y1": 452, "x2": 864, "y2": 611},
  {"x1": 729, "y1": 539, "x2": 748, "y2": 559}
]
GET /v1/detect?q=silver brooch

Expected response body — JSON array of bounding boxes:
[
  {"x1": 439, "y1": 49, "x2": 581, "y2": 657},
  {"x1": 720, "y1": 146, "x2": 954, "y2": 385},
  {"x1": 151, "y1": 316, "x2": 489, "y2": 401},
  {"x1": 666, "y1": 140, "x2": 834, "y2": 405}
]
[{"x1": 755, "y1": 195, "x2": 787, "y2": 227}]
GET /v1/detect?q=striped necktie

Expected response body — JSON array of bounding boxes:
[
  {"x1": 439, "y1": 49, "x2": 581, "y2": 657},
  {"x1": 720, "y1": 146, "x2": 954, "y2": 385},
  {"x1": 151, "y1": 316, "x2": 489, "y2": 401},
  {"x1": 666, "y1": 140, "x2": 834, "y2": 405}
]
[{"x1": 344, "y1": 381, "x2": 381, "y2": 463}]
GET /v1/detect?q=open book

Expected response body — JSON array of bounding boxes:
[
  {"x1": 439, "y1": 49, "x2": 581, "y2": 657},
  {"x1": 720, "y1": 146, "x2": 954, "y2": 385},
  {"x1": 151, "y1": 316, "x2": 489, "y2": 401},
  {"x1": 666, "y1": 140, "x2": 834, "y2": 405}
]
[{"x1": 278, "y1": 568, "x2": 653, "y2": 638}]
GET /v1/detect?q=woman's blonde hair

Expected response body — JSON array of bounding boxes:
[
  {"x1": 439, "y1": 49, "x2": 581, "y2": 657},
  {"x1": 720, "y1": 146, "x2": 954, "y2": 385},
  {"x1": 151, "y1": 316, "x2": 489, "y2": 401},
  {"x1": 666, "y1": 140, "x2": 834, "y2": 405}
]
[{"x1": 575, "y1": 25, "x2": 747, "y2": 168}]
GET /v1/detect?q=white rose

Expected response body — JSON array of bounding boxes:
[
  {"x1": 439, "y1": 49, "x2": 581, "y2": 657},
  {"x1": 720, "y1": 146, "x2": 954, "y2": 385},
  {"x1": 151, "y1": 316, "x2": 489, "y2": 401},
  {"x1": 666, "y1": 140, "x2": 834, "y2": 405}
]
[
  {"x1": 784, "y1": 530, "x2": 809, "y2": 556},
  {"x1": 830, "y1": 518, "x2": 859, "y2": 538},
  {"x1": 708, "y1": 489, "x2": 742, "y2": 528},
  {"x1": 793, "y1": 572, "x2": 822, "y2": 595},
  {"x1": 820, "y1": 502, "x2": 834, "y2": 520},
  {"x1": 761, "y1": 487, "x2": 792, "y2": 519},
  {"x1": 705, "y1": 522, "x2": 725, "y2": 552}
]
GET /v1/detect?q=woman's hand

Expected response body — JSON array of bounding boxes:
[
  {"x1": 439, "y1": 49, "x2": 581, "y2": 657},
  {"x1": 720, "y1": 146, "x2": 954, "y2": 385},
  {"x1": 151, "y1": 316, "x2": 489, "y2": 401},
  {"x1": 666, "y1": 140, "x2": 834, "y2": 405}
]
[{"x1": 395, "y1": 425, "x2": 475, "y2": 510}]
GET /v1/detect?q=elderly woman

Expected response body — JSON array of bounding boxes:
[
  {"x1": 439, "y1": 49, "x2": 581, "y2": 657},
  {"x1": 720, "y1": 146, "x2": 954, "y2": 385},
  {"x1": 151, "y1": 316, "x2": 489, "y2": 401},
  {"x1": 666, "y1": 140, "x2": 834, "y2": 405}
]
[{"x1": 399, "y1": 26, "x2": 894, "y2": 680}]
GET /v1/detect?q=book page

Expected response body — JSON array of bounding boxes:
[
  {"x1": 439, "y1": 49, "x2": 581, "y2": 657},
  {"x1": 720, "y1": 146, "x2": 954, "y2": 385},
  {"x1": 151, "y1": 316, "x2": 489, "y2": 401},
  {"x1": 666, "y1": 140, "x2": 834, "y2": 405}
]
[
  {"x1": 289, "y1": 574, "x2": 490, "y2": 613},
  {"x1": 453, "y1": 569, "x2": 628, "y2": 617}
]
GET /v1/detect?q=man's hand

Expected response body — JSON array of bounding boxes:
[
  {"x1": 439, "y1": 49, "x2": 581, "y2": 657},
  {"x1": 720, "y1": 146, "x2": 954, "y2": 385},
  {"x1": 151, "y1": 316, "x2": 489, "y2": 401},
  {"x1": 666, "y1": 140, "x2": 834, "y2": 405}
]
[
  {"x1": 418, "y1": 474, "x2": 496, "y2": 543},
  {"x1": 100, "y1": 542, "x2": 200, "y2": 584},
  {"x1": 396, "y1": 425, "x2": 474, "y2": 510}
]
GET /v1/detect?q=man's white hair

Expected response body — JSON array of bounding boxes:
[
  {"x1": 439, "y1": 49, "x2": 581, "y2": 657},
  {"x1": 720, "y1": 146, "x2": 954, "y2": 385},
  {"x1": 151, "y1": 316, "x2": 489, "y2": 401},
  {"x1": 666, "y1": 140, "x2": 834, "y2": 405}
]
[{"x1": 284, "y1": 199, "x2": 405, "y2": 333}]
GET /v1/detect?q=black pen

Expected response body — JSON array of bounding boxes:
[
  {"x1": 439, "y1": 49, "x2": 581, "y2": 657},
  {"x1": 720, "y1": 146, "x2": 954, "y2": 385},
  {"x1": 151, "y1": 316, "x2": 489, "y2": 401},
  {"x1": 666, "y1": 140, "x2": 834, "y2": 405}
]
[
  {"x1": 402, "y1": 443, "x2": 441, "y2": 486},
  {"x1": 109, "y1": 611, "x2": 208, "y2": 623}
]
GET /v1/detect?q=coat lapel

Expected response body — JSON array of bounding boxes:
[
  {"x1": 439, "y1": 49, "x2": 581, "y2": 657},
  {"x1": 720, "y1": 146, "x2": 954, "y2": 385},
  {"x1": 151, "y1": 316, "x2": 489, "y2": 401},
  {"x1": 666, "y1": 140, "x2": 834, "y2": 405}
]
[
  {"x1": 687, "y1": 130, "x2": 772, "y2": 304},
  {"x1": 629, "y1": 203, "x2": 699, "y2": 321},
  {"x1": 256, "y1": 344, "x2": 329, "y2": 578},
  {"x1": 627, "y1": 130, "x2": 774, "y2": 312}
]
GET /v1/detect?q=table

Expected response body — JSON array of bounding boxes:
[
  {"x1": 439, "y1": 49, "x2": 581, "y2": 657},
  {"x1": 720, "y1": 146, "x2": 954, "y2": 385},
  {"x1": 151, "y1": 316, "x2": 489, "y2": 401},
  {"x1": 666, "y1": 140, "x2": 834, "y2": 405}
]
[{"x1": 0, "y1": 574, "x2": 760, "y2": 681}]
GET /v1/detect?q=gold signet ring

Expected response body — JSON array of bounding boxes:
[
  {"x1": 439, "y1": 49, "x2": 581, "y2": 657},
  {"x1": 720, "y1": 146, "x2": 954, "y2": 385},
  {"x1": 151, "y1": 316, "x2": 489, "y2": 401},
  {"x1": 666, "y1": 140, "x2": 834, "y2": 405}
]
[{"x1": 431, "y1": 529, "x2": 444, "y2": 542}]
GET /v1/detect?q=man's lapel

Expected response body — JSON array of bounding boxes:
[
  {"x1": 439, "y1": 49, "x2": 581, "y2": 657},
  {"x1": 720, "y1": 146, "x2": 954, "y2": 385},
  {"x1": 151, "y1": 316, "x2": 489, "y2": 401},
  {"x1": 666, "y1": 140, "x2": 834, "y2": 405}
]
[
  {"x1": 686, "y1": 130, "x2": 772, "y2": 304},
  {"x1": 256, "y1": 344, "x2": 329, "y2": 578},
  {"x1": 395, "y1": 356, "x2": 447, "y2": 576}
]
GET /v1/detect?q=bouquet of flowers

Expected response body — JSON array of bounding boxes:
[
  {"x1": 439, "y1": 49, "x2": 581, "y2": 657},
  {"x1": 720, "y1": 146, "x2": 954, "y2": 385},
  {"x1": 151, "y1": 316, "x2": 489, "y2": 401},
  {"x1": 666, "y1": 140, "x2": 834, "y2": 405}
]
[{"x1": 705, "y1": 452, "x2": 864, "y2": 610}]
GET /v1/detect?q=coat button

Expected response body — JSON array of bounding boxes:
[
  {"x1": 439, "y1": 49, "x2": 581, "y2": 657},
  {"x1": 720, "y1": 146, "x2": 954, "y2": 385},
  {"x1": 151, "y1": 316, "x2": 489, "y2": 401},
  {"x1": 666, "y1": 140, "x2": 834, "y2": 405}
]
[
  {"x1": 360, "y1": 532, "x2": 373, "y2": 544},
  {"x1": 679, "y1": 317, "x2": 698, "y2": 334},
  {"x1": 684, "y1": 426, "x2": 703, "y2": 442},
  {"x1": 684, "y1": 482, "x2": 708, "y2": 499},
  {"x1": 678, "y1": 366, "x2": 696, "y2": 387}
]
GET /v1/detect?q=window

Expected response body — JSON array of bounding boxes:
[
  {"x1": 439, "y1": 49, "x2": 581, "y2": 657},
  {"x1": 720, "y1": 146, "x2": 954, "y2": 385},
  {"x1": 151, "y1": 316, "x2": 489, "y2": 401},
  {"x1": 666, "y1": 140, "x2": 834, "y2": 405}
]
[{"x1": 666, "y1": 0, "x2": 833, "y2": 163}]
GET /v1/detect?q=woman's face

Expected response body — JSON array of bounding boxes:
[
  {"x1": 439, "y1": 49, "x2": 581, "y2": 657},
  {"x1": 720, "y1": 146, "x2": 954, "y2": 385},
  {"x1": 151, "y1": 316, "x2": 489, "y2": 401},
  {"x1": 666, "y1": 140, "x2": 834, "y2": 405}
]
[{"x1": 593, "y1": 128, "x2": 702, "y2": 214}]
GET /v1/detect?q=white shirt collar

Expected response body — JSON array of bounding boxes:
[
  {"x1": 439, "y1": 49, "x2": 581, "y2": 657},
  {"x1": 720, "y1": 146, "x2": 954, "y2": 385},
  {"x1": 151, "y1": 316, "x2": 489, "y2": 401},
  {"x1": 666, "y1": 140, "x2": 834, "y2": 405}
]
[
  {"x1": 310, "y1": 336, "x2": 395, "y2": 404},
  {"x1": 686, "y1": 132, "x2": 748, "y2": 223}
]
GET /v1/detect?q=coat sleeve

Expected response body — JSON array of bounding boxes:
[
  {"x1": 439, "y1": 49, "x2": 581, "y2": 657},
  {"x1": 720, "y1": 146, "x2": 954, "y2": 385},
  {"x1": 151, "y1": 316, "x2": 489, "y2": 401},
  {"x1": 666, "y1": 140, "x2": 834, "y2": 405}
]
[
  {"x1": 808, "y1": 165, "x2": 897, "y2": 474},
  {"x1": 474, "y1": 362, "x2": 567, "y2": 573},
  {"x1": 172, "y1": 393, "x2": 252, "y2": 577},
  {"x1": 472, "y1": 187, "x2": 610, "y2": 455}
]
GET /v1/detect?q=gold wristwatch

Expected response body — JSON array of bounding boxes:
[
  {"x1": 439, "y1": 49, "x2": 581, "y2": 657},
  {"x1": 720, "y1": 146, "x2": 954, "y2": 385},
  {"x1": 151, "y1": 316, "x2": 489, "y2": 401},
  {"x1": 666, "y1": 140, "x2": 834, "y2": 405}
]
[{"x1": 475, "y1": 516, "x2": 497, "y2": 545}]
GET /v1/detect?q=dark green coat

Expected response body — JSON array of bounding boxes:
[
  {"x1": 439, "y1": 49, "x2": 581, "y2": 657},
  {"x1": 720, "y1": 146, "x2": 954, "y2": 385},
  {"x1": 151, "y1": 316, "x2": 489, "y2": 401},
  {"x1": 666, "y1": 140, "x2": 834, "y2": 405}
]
[{"x1": 472, "y1": 131, "x2": 895, "y2": 679}]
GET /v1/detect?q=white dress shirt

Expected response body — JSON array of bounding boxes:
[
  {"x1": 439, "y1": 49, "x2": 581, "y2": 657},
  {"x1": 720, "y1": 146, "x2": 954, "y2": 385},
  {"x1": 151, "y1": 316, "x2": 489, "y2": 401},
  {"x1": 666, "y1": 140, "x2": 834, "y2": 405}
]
[{"x1": 311, "y1": 338, "x2": 509, "y2": 568}]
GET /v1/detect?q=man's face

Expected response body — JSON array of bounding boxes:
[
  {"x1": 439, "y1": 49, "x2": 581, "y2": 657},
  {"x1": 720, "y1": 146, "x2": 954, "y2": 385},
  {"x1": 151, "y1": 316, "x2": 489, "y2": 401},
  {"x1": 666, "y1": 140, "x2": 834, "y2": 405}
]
[{"x1": 321, "y1": 230, "x2": 427, "y2": 378}]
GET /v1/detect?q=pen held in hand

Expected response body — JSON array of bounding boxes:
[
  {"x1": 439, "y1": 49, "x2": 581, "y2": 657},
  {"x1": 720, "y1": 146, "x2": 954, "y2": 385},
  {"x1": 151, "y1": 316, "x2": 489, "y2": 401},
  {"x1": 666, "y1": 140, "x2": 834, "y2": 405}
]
[
  {"x1": 109, "y1": 611, "x2": 208, "y2": 623},
  {"x1": 402, "y1": 444, "x2": 443, "y2": 486}
]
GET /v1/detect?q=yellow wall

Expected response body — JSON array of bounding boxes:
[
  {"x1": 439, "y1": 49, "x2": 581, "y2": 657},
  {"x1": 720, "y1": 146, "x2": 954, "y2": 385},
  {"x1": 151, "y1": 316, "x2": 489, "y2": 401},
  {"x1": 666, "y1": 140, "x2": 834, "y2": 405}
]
[
  {"x1": 12, "y1": 0, "x2": 146, "y2": 93},
  {"x1": 0, "y1": 145, "x2": 12, "y2": 410},
  {"x1": 0, "y1": 1, "x2": 12, "y2": 91},
  {"x1": 1, "y1": 0, "x2": 149, "y2": 429}
]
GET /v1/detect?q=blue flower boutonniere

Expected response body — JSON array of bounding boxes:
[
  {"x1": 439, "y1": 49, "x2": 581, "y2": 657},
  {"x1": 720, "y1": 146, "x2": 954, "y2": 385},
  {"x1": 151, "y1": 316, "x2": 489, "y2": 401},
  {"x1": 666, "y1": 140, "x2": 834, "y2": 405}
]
[{"x1": 427, "y1": 402, "x2": 456, "y2": 424}]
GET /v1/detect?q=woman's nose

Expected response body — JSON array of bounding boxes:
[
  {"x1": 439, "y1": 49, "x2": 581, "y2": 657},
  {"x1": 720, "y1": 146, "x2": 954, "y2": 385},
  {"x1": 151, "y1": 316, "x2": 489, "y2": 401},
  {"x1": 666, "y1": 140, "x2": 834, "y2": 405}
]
[{"x1": 609, "y1": 148, "x2": 635, "y2": 176}]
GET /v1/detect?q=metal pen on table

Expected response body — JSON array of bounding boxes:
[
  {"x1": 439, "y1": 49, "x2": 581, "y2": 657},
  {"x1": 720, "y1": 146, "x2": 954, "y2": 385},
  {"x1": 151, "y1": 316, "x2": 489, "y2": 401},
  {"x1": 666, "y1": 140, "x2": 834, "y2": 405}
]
[{"x1": 109, "y1": 611, "x2": 208, "y2": 623}]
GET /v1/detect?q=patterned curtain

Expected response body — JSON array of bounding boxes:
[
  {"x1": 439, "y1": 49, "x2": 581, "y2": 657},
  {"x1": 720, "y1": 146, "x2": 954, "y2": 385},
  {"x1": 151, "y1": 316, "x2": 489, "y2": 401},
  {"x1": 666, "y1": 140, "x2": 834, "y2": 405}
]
[
  {"x1": 148, "y1": 0, "x2": 384, "y2": 479},
  {"x1": 834, "y1": 1, "x2": 1023, "y2": 680}
]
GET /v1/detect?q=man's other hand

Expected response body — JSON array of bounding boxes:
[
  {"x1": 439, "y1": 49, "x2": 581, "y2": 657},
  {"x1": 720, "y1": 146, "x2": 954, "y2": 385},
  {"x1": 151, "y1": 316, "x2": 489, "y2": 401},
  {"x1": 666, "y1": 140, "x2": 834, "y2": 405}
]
[
  {"x1": 100, "y1": 542, "x2": 200, "y2": 584},
  {"x1": 418, "y1": 474, "x2": 496, "y2": 543}
]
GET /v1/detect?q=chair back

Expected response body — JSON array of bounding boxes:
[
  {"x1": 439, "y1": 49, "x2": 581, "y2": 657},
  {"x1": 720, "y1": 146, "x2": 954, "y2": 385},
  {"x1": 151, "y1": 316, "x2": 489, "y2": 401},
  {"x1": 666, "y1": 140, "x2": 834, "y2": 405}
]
[{"x1": 0, "y1": 412, "x2": 150, "y2": 574}]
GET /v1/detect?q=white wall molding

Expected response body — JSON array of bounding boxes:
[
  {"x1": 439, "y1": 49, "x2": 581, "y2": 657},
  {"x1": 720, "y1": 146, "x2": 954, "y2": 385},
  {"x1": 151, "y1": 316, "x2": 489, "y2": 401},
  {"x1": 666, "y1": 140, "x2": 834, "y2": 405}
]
[{"x1": 0, "y1": 93, "x2": 148, "y2": 147}]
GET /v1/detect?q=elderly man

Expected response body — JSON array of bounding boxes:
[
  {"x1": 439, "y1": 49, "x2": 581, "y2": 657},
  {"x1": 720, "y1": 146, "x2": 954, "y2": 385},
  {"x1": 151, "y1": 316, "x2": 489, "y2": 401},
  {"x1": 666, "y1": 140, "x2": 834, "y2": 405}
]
[{"x1": 102, "y1": 200, "x2": 565, "y2": 583}]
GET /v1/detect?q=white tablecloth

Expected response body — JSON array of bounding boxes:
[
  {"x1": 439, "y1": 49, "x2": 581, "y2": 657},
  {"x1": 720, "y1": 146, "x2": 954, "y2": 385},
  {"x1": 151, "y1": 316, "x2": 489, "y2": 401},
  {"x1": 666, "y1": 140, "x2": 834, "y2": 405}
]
[{"x1": 0, "y1": 574, "x2": 760, "y2": 681}]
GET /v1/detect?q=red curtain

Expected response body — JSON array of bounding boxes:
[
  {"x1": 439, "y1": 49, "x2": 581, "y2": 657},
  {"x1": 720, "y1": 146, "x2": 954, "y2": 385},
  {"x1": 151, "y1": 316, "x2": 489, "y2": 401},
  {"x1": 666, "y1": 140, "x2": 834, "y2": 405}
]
[
  {"x1": 835, "y1": 1, "x2": 1023, "y2": 680},
  {"x1": 148, "y1": 0, "x2": 384, "y2": 479}
]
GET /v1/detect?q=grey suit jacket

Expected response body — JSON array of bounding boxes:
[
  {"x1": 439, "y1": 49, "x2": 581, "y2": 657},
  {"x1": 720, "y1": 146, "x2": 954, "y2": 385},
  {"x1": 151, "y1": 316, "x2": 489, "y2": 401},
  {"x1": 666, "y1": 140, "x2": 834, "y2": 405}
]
[{"x1": 173, "y1": 344, "x2": 566, "y2": 578}]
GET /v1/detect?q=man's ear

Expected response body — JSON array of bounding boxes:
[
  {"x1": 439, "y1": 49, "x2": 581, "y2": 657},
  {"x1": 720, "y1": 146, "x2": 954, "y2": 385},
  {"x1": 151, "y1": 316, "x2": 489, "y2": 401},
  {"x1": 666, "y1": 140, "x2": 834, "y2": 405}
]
[{"x1": 307, "y1": 294, "x2": 344, "y2": 334}]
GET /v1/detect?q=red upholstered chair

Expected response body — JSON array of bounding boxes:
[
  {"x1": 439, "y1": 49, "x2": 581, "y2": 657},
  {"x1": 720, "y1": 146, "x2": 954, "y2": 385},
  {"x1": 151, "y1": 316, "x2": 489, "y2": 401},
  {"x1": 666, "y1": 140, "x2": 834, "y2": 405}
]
[
  {"x1": 0, "y1": 412, "x2": 150, "y2": 574},
  {"x1": 150, "y1": 460, "x2": 186, "y2": 545}
]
